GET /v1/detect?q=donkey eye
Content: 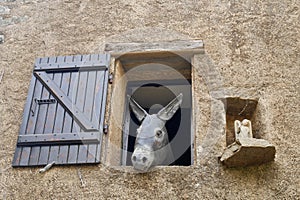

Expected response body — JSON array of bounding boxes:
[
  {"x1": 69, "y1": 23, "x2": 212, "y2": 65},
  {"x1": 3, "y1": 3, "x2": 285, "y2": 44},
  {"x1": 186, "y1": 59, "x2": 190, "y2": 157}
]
[{"x1": 156, "y1": 130, "x2": 163, "y2": 138}]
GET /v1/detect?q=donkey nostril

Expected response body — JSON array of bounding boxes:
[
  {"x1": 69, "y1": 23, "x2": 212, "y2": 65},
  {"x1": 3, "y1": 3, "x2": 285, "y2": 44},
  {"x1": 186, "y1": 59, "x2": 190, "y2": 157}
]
[
  {"x1": 132, "y1": 156, "x2": 137, "y2": 162},
  {"x1": 142, "y1": 157, "x2": 147, "y2": 163}
]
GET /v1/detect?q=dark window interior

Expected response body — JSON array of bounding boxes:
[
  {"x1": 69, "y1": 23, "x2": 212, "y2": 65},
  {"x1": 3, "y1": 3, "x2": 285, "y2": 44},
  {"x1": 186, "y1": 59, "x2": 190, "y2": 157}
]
[{"x1": 123, "y1": 80, "x2": 192, "y2": 166}]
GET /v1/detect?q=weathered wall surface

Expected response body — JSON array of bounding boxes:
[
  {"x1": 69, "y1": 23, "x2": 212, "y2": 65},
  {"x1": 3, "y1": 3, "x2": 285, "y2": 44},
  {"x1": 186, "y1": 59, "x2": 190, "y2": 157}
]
[{"x1": 0, "y1": 0, "x2": 299, "y2": 199}]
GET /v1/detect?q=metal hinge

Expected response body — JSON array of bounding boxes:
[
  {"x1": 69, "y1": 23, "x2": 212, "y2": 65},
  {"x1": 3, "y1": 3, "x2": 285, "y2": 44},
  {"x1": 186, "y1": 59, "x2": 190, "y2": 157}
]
[
  {"x1": 103, "y1": 124, "x2": 109, "y2": 134},
  {"x1": 108, "y1": 73, "x2": 114, "y2": 84}
]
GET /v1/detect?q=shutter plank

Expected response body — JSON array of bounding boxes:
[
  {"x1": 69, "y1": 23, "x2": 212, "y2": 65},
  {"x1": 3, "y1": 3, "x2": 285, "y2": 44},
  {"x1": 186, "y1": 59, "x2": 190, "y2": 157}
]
[
  {"x1": 84, "y1": 71, "x2": 98, "y2": 162},
  {"x1": 36, "y1": 58, "x2": 52, "y2": 165},
  {"x1": 82, "y1": 54, "x2": 91, "y2": 63},
  {"x1": 87, "y1": 144, "x2": 97, "y2": 163},
  {"x1": 48, "y1": 146, "x2": 59, "y2": 163},
  {"x1": 99, "y1": 68, "x2": 109, "y2": 132},
  {"x1": 65, "y1": 55, "x2": 74, "y2": 63},
  {"x1": 44, "y1": 76, "x2": 58, "y2": 134},
  {"x1": 62, "y1": 74, "x2": 74, "y2": 133},
  {"x1": 69, "y1": 55, "x2": 88, "y2": 164},
  {"x1": 77, "y1": 71, "x2": 88, "y2": 125},
  {"x1": 77, "y1": 145, "x2": 88, "y2": 163},
  {"x1": 38, "y1": 114, "x2": 51, "y2": 164},
  {"x1": 70, "y1": 72, "x2": 80, "y2": 132},
  {"x1": 94, "y1": 71, "x2": 105, "y2": 130},
  {"x1": 73, "y1": 70, "x2": 88, "y2": 163},
  {"x1": 23, "y1": 58, "x2": 46, "y2": 166},
  {"x1": 53, "y1": 56, "x2": 67, "y2": 134},
  {"x1": 39, "y1": 147, "x2": 49, "y2": 165},
  {"x1": 92, "y1": 62, "x2": 107, "y2": 163},
  {"x1": 29, "y1": 146, "x2": 40, "y2": 166},
  {"x1": 78, "y1": 55, "x2": 93, "y2": 164},
  {"x1": 26, "y1": 79, "x2": 43, "y2": 166},
  {"x1": 58, "y1": 71, "x2": 72, "y2": 164},
  {"x1": 35, "y1": 76, "x2": 52, "y2": 134},
  {"x1": 74, "y1": 54, "x2": 87, "y2": 132},
  {"x1": 88, "y1": 55, "x2": 104, "y2": 163},
  {"x1": 48, "y1": 56, "x2": 57, "y2": 64},
  {"x1": 95, "y1": 142, "x2": 101, "y2": 163},
  {"x1": 38, "y1": 71, "x2": 54, "y2": 164},
  {"x1": 68, "y1": 146, "x2": 78, "y2": 164},
  {"x1": 47, "y1": 61, "x2": 63, "y2": 163},
  {"x1": 54, "y1": 56, "x2": 70, "y2": 164},
  {"x1": 26, "y1": 77, "x2": 43, "y2": 166},
  {"x1": 26, "y1": 57, "x2": 50, "y2": 166},
  {"x1": 19, "y1": 147, "x2": 31, "y2": 166},
  {"x1": 37, "y1": 57, "x2": 57, "y2": 165},
  {"x1": 85, "y1": 71, "x2": 96, "y2": 122},
  {"x1": 74, "y1": 55, "x2": 83, "y2": 62},
  {"x1": 26, "y1": 78, "x2": 43, "y2": 134},
  {"x1": 68, "y1": 71, "x2": 79, "y2": 163},
  {"x1": 58, "y1": 146, "x2": 69, "y2": 164},
  {"x1": 90, "y1": 54, "x2": 99, "y2": 63},
  {"x1": 65, "y1": 55, "x2": 78, "y2": 164}
]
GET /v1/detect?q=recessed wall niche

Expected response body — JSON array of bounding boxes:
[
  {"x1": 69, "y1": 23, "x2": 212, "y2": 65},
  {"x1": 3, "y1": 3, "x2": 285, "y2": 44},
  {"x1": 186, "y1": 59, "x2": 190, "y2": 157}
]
[
  {"x1": 103, "y1": 40, "x2": 204, "y2": 167},
  {"x1": 218, "y1": 93, "x2": 276, "y2": 167},
  {"x1": 108, "y1": 52, "x2": 192, "y2": 167},
  {"x1": 221, "y1": 97, "x2": 258, "y2": 146}
]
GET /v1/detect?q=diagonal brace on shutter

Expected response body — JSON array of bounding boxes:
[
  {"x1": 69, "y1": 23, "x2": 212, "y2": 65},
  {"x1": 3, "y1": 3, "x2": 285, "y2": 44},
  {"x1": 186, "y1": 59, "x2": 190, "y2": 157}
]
[{"x1": 34, "y1": 71, "x2": 99, "y2": 132}]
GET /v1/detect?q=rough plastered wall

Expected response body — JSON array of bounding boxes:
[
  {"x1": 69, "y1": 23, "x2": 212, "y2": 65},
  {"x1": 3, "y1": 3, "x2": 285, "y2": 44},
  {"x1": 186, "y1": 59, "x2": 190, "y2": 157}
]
[{"x1": 0, "y1": 0, "x2": 299, "y2": 199}]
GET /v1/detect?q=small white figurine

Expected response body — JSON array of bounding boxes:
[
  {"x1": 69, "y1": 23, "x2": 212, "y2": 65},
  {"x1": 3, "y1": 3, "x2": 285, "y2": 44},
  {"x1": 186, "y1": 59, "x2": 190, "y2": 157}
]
[{"x1": 234, "y1": 119, "x2": 253, "y2": 140}]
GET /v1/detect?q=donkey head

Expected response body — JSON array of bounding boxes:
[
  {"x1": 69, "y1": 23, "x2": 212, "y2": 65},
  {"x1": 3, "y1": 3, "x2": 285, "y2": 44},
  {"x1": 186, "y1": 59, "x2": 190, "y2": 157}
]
[{"x1": 128, "y1": 93, "x2": 183, "y2": 172}]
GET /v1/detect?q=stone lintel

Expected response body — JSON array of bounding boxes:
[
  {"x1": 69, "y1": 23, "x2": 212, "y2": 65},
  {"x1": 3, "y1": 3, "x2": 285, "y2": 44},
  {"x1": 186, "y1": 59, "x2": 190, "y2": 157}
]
[
  {"x1": 104, "y1": 40, "x2": 204, "y2": 56},
  {"x1": 210, "y1": 87, "x2": 259, "y2": 100}
]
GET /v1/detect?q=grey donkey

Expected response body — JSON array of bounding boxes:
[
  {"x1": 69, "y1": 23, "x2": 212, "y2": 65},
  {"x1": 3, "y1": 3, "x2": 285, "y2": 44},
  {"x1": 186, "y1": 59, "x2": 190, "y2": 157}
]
[{"x1": 128, "y1": 93, "x2": 183, "y2": 172}]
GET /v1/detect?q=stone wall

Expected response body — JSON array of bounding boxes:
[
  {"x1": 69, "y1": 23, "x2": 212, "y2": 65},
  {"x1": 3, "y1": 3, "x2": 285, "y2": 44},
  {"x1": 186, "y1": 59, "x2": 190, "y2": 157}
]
[{"x1": 0, "y1": 0, "x2": 299, "y2": 199}]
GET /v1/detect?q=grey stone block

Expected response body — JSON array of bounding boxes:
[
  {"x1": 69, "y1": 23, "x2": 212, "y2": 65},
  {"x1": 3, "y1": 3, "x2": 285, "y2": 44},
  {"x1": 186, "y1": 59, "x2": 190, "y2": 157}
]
[
  {"x1": 0, "y1": 6, "x2": 10, "y2": 15},
  {"x1": 220, "y1": 138, "x2": 276, "y2": 167}
]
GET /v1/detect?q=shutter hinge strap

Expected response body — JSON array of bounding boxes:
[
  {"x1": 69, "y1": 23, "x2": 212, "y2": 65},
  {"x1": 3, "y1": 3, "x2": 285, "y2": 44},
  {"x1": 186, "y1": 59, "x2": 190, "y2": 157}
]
[
  {"x1": 103, "y1": 124, "x2": 109, "y2": 134},
  {"x1": 108, "y1": 73, "x2": 114, "y2": 84}
]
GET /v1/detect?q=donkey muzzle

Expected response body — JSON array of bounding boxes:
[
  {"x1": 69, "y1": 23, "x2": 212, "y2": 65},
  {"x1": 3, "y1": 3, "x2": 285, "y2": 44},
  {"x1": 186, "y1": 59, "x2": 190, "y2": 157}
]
[{"x1": 131, "y1": 147, "x2": 154, "y2": 172}]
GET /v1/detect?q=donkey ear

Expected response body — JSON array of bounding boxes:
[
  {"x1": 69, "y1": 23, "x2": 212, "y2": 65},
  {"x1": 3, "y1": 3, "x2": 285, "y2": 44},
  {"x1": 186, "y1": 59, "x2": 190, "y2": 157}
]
[
  {"x1": 157, "y1": 93, "x2": 183, "y2": 121},
  {"x1": 128, "y1": 95, "x2": 148, "y2": 122}
]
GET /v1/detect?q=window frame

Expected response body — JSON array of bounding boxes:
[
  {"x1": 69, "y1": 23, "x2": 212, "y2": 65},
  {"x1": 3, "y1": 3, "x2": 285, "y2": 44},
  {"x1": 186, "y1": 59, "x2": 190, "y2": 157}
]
[{"x1": 103, "y1": 40, "x2": 204, "y2": 167}]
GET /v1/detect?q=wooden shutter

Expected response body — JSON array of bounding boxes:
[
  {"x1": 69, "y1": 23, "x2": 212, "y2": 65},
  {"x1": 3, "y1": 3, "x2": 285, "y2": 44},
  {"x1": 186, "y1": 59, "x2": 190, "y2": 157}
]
[{"x1": 12, "y1": 54, "x2": 110, "y2": 167}]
